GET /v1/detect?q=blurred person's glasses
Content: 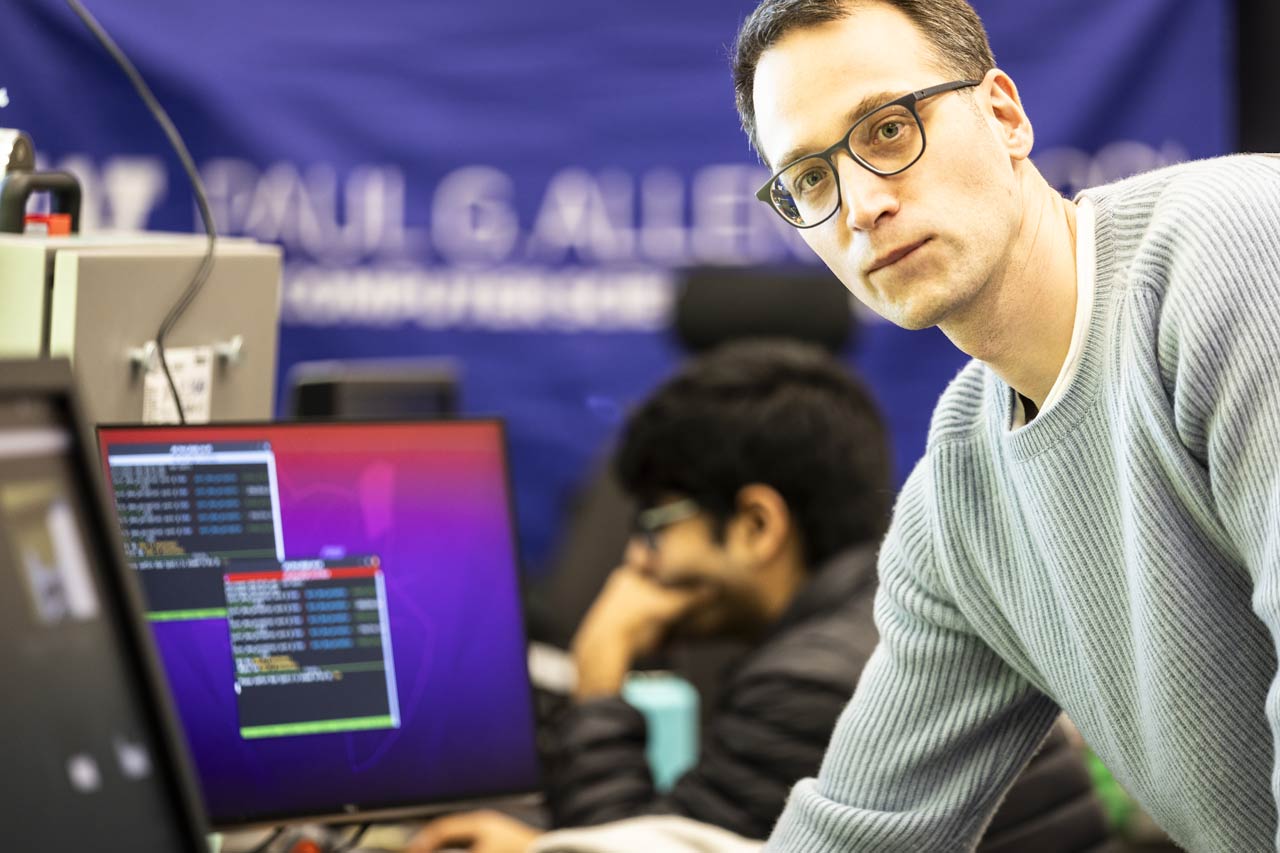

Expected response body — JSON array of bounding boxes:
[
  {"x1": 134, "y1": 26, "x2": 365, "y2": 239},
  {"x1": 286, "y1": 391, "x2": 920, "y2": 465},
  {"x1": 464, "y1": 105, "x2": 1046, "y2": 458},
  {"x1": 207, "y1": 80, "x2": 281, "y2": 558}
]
[
  {"x1": 632, "y1": 498, "x2": 700, "y2": 550},
  {"x1": 756, "y1": 79, "x2": 981, "y2": 229}
]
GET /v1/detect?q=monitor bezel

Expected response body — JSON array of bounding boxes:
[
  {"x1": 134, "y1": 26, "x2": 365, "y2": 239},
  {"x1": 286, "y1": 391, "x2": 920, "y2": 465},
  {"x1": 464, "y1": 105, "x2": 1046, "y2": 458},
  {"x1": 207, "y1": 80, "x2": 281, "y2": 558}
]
[
  {"x1": 0, "y1": 359, "x2": 211, "y2": 850},
  {"x1": 95, "y1": 417, "x2": 545, "y2": 831}
]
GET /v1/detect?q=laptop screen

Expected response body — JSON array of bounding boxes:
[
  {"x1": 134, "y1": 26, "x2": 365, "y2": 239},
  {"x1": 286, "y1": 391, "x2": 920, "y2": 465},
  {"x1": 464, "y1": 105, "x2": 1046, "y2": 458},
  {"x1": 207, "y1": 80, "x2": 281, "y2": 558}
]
[
  {"x1": 97, "y1": 420, "x2": 541, "y2": 828},
  {"x1": 0, "y1": 386, "x2": 204, "y2": 851}
]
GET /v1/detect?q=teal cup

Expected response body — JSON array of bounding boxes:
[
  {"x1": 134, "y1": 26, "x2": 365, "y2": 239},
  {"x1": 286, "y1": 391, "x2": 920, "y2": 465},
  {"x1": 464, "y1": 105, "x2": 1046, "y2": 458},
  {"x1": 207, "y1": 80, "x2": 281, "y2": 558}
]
[{"x1": 622, "y1": 671, "x2": 700, "y2": 791}]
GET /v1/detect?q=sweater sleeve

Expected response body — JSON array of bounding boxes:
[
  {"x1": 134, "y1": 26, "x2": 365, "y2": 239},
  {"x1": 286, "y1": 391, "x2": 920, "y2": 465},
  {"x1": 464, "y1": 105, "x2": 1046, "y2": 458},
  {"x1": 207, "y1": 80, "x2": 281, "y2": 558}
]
[
  {"x1": 1153, "y1": 156, "x2": 1280, "y2": 850},
  {"x1": 767, "y1": 463, "x2": 1061, "y2": 852}
]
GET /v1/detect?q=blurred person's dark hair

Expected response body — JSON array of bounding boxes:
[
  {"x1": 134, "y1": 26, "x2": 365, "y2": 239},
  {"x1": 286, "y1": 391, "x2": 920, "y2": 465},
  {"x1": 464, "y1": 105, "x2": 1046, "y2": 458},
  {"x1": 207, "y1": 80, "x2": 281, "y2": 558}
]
[
  {"x1": 732, "y1": 0, "x2": 996, "y2": 161},
  {"x1": 615, "y1": 339, "x2": 892, "y2": 567}
]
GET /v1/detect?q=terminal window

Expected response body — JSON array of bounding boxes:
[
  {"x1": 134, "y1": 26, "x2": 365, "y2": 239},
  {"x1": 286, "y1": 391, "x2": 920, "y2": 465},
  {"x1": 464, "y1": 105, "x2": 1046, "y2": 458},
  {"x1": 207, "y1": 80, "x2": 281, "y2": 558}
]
[
  {"x1": 105, "y1": 441, "x2": 285, "y2": 620},
  {"x1": 225, "y1": 557, "x2": 401, "y2": 739},
  {"x1": 102, "y1": 435, "x2": 406, "y2": 743}
]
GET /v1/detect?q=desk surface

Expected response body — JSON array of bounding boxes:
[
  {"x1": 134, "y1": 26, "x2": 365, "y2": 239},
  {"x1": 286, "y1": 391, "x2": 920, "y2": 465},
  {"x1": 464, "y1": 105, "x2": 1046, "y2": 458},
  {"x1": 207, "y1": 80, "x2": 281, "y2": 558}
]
[{"x1": 219, "y1": 802, "x2": 549, "y2": 853}]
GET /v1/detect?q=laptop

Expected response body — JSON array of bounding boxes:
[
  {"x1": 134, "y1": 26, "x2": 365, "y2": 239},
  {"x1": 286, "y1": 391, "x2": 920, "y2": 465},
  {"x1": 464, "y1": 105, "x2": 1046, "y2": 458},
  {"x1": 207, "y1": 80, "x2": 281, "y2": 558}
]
[
  {"x1": 0, "y1": 359, "x2": 208, "y2": 850},
  {"x1": 96, "y1": 419, "x2": 542, "y2": 830}
]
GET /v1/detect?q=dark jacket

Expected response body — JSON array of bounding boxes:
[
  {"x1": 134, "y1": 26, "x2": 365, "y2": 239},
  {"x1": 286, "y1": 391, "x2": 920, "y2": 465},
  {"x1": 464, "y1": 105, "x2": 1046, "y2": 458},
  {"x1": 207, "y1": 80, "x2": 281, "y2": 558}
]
[{"x1": 543, "y1": 544, "x2": 1114, "y2": 849}]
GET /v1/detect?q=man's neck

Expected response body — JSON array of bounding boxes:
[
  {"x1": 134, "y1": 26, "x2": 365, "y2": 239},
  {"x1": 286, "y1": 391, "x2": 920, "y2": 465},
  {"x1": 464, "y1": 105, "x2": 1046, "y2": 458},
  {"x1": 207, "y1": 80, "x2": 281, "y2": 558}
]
[
  {"x1": 942, "y1": 167, "x2": 1079, "y2": 409},
  {"x1": 758, "y1": 549, "x2": 810, "y2": 629}
]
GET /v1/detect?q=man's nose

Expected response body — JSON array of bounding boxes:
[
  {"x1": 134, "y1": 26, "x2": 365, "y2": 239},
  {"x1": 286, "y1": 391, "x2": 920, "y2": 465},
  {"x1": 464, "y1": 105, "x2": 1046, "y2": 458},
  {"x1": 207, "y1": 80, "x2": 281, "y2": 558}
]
[
  {"x1": 834, "y1": 155, "x2": 900, "y2": 232},
  {"x1": 624, "y1": 538, "x2": 657, "y2": 573}
]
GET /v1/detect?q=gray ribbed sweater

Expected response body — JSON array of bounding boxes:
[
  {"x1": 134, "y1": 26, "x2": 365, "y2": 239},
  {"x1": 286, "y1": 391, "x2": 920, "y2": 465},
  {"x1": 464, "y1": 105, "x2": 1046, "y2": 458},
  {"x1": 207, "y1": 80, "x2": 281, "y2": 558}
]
[{"x1": 767, "y1": 155, "x2": 1280, "y2": 853}]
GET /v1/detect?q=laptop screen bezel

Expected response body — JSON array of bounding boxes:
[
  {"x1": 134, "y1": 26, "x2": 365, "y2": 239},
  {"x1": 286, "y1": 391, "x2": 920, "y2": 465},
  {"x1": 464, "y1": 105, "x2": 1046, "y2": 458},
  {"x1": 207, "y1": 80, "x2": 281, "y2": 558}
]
[
  {"x1": 95, "y1": 417, "x2": 545, "y2": 830},
  {"x1": 0, "y1": 359, "x2": 211, "y2": 849}
]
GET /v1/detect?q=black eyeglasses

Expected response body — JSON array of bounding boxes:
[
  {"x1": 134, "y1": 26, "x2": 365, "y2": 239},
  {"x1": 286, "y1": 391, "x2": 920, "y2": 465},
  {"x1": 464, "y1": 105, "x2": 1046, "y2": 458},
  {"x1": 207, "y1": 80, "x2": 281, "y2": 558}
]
[
  {"x1": 632, "y1": 498, "x2": 700, "y2": 550},
  {"x1": 756, "y1": 79, "x2": 981, "y2": 229}
]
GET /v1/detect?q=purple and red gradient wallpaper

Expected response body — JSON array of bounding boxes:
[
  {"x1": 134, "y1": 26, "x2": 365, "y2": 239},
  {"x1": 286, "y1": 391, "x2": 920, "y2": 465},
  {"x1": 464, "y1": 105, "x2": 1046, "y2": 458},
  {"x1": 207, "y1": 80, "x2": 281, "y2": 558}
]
[{"x1": 98, "y1": 421, "x2": 540, "y2": 826}]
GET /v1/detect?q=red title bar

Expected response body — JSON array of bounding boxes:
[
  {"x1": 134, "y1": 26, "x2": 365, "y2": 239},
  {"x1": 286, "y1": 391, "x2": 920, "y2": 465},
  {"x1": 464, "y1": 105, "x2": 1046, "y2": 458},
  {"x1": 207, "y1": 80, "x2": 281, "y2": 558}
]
[{"x1": 225, "y1": 566, "x2": 380, "y2": 584}]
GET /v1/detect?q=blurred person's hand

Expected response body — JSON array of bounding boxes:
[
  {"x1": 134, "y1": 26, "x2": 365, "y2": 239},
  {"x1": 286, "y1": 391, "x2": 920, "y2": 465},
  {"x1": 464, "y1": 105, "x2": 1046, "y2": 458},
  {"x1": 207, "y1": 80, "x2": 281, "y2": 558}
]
[
  {"x1": 406, "y1": 810, "x2": 541, "y2": 853},
  {"x1": 571, "y1": 556, "x2": 714, "y2": 701}
]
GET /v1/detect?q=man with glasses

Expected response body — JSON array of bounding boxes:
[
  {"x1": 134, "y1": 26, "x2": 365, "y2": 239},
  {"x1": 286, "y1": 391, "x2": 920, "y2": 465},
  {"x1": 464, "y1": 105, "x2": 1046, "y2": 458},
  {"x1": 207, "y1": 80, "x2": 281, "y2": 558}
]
[
  {"x1": 408, "y1": 341, "x2": 1110, "y2": 852},
  {"x1": 733, "y1": 0, "x2": 1280, "y2": 851}
]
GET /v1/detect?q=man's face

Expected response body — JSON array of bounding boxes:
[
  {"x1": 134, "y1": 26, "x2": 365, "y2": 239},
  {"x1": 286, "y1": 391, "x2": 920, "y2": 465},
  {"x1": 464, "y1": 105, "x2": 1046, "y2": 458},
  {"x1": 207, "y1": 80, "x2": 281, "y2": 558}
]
[
  {"x1": 751, "y1": 4, "x2": 1023, "y2": 330},
  {"x1": 634, "y1": 508, "x2": 769, "y2": 639}
]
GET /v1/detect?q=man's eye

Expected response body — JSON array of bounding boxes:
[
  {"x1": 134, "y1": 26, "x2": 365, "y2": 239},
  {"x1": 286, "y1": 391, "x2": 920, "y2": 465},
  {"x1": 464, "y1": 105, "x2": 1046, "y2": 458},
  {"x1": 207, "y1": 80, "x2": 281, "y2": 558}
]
[
  {"x1": 796, "y1": 169, "x2": 827, "y2": 193},
  {"x1": 877, "y1": 121, "x2": 904, "y2": 140}
]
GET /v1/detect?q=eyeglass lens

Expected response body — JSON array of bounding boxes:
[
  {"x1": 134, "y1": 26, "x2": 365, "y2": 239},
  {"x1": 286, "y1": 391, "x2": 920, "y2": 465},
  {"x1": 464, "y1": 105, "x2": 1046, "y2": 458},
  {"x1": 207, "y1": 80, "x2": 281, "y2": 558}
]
[{"x1": 768, "y1": 103, "x2": 923, "y2": 227}]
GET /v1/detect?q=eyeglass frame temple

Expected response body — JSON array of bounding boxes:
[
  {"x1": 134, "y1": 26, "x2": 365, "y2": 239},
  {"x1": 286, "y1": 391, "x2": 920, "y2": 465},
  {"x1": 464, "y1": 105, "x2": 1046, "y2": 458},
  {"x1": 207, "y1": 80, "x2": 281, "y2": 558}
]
[
  {"x1": 633, "y1": 498, "x2": 700, "y2": 548},
  {"x1": 754, "y1": 79, "x2": 982, "y2": 229}
]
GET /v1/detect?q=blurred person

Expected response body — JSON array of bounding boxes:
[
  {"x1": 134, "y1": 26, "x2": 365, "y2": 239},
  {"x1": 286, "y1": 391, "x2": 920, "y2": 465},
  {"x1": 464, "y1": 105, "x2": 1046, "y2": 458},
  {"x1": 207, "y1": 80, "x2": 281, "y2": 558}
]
[
  {"x1": 408, "y1": 340, "x2": 1111, "y2": 852},
  {"x1": 731, "y1": 0, "x2": 1280, "y2": 850}
]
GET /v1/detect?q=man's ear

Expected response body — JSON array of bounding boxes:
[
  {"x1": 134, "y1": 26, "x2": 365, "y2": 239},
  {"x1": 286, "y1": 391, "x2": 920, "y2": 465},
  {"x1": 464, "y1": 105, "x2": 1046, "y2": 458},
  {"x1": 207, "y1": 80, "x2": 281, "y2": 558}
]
[
  {"x1": 980, "y1": 68, "x2": 1034, "y2": 162},
  {"x1": 731, "y1": 483, "x2": 792, "y2": 564}
]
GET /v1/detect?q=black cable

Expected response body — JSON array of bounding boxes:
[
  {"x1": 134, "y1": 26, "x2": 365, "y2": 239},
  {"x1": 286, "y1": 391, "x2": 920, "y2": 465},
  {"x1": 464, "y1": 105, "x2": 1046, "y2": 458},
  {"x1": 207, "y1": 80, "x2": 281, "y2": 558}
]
[
  {"x1": 332, "y1": 822, "x2": 372, "y2": 853},
  {"x1": 243, "y1": 827, "x2": 286, "y2": 853},
  {"x1": 66, "y1": 0, "x2": 218, "y2": 424}
]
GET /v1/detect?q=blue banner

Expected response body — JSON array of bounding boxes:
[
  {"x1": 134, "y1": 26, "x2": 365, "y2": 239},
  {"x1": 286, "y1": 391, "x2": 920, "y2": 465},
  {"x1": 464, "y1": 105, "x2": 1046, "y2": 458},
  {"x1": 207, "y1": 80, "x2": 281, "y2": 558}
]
[{"x1": 0, "y1": 0, "x2": 1234, "y2": 571}]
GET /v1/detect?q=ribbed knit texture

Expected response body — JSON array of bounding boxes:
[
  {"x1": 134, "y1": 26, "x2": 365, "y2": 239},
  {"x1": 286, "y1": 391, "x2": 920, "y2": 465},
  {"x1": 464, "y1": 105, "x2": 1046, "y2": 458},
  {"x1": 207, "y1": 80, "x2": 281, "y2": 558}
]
[{"x1": 766, "y1": 154, "x2": 1280, "y2": 853}]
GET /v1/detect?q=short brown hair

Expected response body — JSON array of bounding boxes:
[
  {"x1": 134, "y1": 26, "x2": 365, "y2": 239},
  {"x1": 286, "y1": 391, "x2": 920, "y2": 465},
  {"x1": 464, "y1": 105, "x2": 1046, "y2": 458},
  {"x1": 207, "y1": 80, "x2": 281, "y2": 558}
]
[{"x1": 732, "y1": 0, "x2": 995, "y2": 162}]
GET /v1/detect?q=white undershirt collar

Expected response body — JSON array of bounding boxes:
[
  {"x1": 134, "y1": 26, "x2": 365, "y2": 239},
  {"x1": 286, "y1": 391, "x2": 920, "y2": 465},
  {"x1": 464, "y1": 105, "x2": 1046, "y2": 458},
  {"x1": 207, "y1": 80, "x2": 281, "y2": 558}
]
[{"x1": 1011, "y1": 197, "x2": 1096, "y2": 429}]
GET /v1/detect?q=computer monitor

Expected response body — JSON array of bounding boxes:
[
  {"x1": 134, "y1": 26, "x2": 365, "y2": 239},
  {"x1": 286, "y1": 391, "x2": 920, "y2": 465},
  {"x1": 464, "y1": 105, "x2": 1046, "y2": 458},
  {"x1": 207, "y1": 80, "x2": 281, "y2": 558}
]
[
  {"x1": 0, "y1": 360, "x2": 208, "y2": 851},
  {"x1": 286, "y1": 358, "x2": 461, "y2": 421},
  {"x1": 96, "y1": 420, "x2": 542, "y2": 829},
  {"x1": 0, "y1": 234, "x2": 281, "y2": 424}
]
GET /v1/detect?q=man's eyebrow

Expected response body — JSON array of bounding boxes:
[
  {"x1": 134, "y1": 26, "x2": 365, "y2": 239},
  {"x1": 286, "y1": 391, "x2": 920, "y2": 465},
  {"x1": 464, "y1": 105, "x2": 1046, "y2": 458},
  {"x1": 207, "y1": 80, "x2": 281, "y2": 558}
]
[{"x1": 771, "y1": 90, "x2": 901, "y2": 171}]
